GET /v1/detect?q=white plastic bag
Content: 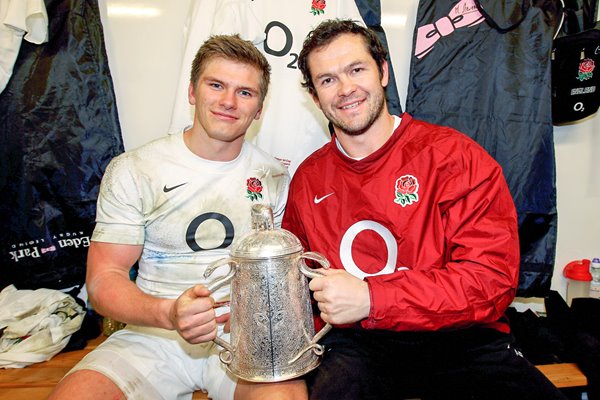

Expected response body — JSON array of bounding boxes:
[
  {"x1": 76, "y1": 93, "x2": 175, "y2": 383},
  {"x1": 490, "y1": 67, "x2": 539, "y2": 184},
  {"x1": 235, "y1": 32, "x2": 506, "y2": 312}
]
[{"x1": 0, "y1": 284, "x2": 84, "y2": 368}]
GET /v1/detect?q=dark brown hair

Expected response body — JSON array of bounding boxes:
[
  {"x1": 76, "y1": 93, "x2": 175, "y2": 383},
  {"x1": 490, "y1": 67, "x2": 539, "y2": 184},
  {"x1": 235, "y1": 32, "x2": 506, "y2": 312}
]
[{"x1": 298, "y1": 19, "x2": 388, "y2": 96}]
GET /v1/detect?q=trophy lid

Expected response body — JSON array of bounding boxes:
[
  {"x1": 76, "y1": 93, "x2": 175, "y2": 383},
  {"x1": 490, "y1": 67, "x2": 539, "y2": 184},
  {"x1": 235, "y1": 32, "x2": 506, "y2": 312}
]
[{"x1": 231, "y1": 204, "x2": 302, "y2": 259}]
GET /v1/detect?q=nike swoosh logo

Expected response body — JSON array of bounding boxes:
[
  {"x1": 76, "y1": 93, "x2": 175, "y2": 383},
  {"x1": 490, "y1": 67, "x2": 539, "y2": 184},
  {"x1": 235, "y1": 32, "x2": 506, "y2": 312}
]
[
  {"x1": 314, "y1": 193, "x2": 334, "y2": 204},
  {"x1": 163, "y1": 183, "x2": 188, "y2": 193}
]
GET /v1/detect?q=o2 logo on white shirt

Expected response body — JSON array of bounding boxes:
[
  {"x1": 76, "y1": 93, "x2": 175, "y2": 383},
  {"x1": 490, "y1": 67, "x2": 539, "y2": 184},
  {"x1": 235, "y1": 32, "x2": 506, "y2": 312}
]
[{"x1": 186, "y1": 212, "x2": 234, "y2": 251}]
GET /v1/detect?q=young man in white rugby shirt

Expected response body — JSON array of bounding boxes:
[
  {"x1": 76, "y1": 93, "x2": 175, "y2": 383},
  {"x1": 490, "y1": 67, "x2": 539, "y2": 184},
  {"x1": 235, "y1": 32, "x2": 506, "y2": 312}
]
[{"x1": 50, "y1": 34, "x2": 307, "y2": 400}]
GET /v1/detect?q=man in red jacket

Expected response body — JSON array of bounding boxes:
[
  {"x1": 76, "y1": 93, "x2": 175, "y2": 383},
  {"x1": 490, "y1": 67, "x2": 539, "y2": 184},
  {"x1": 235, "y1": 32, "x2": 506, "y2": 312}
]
[{"x1": 283, "y1": 19, "x2": 568, "y2": 400}]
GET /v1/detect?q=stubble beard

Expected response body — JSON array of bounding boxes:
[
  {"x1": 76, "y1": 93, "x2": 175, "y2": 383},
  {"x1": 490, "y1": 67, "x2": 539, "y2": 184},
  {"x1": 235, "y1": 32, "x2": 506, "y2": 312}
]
[{"x1": 327, "y1": 89, "x2": 385, "y2": 137}]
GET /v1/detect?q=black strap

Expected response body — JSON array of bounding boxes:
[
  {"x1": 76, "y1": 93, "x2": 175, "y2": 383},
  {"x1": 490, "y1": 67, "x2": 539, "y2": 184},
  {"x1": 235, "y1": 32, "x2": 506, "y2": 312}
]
[{"x1": 473, "y1": 0, "x2": 531, "y2": 33}]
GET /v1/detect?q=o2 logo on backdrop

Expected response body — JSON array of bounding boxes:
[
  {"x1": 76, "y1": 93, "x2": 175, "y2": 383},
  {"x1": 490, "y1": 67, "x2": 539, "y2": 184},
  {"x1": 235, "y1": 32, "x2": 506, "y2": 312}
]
[{"x1": 263, "y1": 21, "x2": 300, "y2": 69}]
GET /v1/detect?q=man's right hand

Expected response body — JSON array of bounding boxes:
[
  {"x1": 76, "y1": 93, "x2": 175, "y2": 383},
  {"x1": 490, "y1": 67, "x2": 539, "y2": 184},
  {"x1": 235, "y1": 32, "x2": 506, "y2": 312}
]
[{"x1": 170, "y1": 284, "x2": 219, "y2": 344}]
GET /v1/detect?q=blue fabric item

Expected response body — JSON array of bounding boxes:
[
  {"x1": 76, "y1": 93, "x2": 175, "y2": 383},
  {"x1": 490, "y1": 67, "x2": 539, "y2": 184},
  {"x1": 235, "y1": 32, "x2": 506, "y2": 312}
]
[
  {"x1": 353, "y1": 0, "x2": 402, "y2": 115},
  {"x1": 406, "y1": 0, "x2": 562, "y2": 296},
  {"x1": 0, "y1": 0, "x2": 124, "y2": 290},
  {"x1": 560, "y1": 0, "x2": 599, "y2": 35}
]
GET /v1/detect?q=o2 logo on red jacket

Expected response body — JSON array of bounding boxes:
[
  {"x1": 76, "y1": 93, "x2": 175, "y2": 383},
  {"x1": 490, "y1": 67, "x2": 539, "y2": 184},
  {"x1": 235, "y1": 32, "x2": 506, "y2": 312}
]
[{"x1": 340, "y1": 220, "x2": 406, "y2": 280}]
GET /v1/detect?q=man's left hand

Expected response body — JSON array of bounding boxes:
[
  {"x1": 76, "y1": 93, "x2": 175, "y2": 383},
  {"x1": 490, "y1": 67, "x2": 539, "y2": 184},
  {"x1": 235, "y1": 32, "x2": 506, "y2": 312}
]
[{"x1": 309, "y1": 269, "x2": 370, "y2": 325}]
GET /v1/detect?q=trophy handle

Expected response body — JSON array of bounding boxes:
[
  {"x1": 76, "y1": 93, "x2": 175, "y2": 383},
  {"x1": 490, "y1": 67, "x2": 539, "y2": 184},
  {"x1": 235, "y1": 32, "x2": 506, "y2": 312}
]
[
  {"x1": 213, "y1": 336, "x2": 234, "y2": 365},
  {"x1": 289, "y1": 251, "x2": 332, "y2": 364},
  {"x1": 298, "y1": 251, "x2": 330, "y2": 278},
  {"x1": 204, "y1": 258, "x2": 237, "y2": 364},
  {"x1": 287, "y1": 323, "x2": 332, "y2": 365},
  {"x1": 204, "y1": 258, "x2": 236, "y2": 292}
]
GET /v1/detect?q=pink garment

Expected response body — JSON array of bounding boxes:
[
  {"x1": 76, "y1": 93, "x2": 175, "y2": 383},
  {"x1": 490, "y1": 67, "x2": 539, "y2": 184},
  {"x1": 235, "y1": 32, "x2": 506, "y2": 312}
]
[{"x1": 414, "y1": 0, "x2": 484, "y2": 59}]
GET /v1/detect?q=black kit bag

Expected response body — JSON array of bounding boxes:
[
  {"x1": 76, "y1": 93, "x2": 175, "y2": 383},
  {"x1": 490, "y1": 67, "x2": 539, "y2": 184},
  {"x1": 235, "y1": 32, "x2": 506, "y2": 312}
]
[
  {"x1": 552, "y1": 25, "x2": 600, "y2": 124},
  {"x1": 406, "y1": 0, "x2": 563, "y2": 296},
  {"x1": 0, "y1": 0, "x2": 124, "y2": 290}
]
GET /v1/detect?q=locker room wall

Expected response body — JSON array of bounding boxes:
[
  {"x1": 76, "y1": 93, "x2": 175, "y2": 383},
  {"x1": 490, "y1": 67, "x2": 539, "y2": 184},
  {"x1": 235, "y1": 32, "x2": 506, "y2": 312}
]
[{"x1": 96, "y1": 0, "x2": 600, "y2": 305}]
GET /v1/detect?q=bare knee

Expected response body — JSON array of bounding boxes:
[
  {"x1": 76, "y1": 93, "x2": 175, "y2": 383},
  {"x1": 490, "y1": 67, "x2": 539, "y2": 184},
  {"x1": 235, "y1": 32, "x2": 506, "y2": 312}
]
[
  {"x1": 48, "y1": 369, "x2": 125, "y2": 400},
  {"x1": 234, "y1": 378, "x2": 308, "y2": 400}
]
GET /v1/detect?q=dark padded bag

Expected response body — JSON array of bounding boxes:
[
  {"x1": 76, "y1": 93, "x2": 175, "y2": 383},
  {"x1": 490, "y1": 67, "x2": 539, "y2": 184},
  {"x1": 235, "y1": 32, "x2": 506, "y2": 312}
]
[{"x1": 552, "y1": 26, "x2": 600, "y2": 124}]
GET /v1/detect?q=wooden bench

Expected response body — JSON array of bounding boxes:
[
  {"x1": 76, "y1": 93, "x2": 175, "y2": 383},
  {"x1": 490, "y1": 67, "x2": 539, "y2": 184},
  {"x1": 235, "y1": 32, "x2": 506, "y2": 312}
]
[
  {"x1": 0, "y1": 335, "x2": 587, "y2": 399},
  {"x1": 0, "y1": 335, "x2": 209, "y2": 400},
  {"x1": 536, "y1": 363, "x2": 588, "y2": 389}
]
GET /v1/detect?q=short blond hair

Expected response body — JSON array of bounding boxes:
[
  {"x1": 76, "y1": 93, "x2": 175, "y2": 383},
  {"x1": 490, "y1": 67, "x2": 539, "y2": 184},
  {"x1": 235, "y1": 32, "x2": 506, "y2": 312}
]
[{"x1": 190, "y1": 34, "x2": 271, "y2": 103}]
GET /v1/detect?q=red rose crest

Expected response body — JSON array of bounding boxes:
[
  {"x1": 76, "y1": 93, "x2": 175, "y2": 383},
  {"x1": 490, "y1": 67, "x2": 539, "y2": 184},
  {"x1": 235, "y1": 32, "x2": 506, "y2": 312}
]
[
  {"x1": 310, "y1": 0, "x2": 326, "y2": 15},
  {"x1": 394, "y1": 175, "x2": 419, "y2": 207},
  {"x1": 578, "y1": 58, "x2": 595, "y2": 82},
  {"x1": 246, "y1": 177, "x2": 263, "y2": 201}
]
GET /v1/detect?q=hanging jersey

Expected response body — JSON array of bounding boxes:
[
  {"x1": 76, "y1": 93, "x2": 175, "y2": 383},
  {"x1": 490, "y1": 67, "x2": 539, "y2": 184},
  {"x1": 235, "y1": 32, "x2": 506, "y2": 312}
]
[
  {"x1": 0, "y1": 0, "x2": 48, "y2": 93},
  {"x1": 93, "y1": 132, "x2": 289, "y2": 301},
  {"x1": 283, "y1": 113, "x2": 519, "y2": 333},
  {"x1": 406, "y1": 0, "x2": 563, "y2": 296},
  {"x1": 168, "y1": 0, "x2": 368, "y2": 175},
  {"x1": 353, "y1": 0, "x2": 403, "y2": 115}
]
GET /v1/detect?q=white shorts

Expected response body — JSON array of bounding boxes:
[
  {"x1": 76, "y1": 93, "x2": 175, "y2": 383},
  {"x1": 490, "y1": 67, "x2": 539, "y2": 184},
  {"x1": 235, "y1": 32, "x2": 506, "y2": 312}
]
[{"x1": 66, "y1": 325, "x2": 237, "y2": 400}]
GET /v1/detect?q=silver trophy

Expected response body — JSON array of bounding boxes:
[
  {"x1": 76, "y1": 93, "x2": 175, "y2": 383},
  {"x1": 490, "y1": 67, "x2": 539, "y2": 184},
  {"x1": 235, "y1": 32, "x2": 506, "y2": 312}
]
[{"x1": 205, "y1": 204, "x2": 331, "y2": 382}]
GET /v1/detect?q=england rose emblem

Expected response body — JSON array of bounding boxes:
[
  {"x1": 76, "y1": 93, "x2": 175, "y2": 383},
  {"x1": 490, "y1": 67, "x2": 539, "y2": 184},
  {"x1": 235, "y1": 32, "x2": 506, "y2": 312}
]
[
  {"x1": 246, "y1": 177, "x2": 263, "y2": 201},
  {"x1": 577, "y1": 58, "x2": 595, "y2": 81},
  {"x1": 394, "y1": 175, "x2": 419, "y2": 207},
  {"x1": 310, "y1": 0, "x2": 326, "y2": 15}
]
